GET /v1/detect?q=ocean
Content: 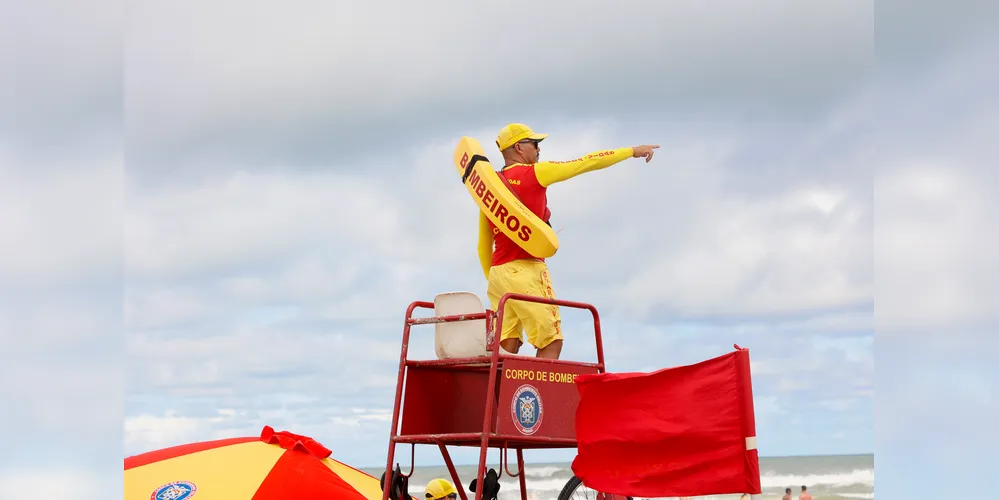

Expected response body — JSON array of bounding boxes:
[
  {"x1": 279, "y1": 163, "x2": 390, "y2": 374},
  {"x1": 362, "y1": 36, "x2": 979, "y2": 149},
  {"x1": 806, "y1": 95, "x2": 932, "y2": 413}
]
[{"x1": 361, "y1": 454, "x2": 873, "y2": 500}]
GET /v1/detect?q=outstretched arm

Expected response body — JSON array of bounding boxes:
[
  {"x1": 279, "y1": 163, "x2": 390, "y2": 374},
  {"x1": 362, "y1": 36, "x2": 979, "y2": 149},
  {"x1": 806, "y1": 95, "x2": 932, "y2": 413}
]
[{"x1": 534, "y1": 145, "x2": 659, "y2": 187}]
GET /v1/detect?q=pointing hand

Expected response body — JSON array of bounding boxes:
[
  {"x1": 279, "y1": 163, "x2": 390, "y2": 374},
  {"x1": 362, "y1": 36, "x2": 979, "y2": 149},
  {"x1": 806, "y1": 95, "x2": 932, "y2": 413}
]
[{"x1": 632, "y1": 145, "x2": 660, "y2": 163}]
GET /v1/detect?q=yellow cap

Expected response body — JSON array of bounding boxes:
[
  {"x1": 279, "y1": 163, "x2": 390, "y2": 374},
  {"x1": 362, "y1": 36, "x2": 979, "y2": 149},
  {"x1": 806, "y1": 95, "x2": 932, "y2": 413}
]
[
  {"x1": 425, "y1": 478, "x2": 457, "y2": 500},
  {"x1": 496, "y1": 123, "x2": 548, "y2": 151}
]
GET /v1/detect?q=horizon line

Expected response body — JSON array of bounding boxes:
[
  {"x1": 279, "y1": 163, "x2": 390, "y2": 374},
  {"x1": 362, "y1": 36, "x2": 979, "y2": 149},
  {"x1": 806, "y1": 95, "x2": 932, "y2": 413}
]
[{"x1": 352, "y1": 452, "x2": 875, "y2": 470}]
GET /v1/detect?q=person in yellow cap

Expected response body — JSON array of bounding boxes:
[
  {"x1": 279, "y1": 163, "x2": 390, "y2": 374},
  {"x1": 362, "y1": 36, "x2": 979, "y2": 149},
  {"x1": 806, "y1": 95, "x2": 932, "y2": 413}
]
[
  {"x1": 479, "y1": 123, "x2": 659, "y2": 359},
  {"x1": 425, "y1": 478, "x2": 458, "y2": 500}
]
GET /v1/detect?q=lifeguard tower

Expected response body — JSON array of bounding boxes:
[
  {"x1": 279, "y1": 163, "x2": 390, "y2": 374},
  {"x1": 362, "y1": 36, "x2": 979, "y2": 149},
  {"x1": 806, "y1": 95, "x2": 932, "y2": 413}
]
[{"x1": 380, "y1": 291, "x2": 621, "y2": 500}]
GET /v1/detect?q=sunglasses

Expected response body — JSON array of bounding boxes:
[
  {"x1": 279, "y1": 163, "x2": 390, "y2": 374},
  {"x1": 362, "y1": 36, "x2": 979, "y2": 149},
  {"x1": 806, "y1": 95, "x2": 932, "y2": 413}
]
[{"x1": 426, "y1": 493, "x2": 458, "y2": 500}]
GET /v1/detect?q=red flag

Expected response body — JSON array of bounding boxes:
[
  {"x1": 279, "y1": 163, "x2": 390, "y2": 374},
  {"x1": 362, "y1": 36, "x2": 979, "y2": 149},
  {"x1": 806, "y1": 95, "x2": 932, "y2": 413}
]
[{"x1": 570, "y1": 346, "x2": 761, "y2": 498}]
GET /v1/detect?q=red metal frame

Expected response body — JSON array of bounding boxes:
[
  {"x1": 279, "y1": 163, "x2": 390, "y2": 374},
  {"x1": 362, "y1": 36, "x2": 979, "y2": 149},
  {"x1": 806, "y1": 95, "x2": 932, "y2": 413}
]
[{"x1": 381, "y1": 292, "x2": 607, "y2": 500}]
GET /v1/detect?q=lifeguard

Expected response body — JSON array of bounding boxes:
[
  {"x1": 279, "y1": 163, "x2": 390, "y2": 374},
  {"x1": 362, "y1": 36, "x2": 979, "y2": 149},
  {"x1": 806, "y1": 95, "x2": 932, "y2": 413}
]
[{"x1": 478, "y1": 123, "x2": 659, "y2": 359}]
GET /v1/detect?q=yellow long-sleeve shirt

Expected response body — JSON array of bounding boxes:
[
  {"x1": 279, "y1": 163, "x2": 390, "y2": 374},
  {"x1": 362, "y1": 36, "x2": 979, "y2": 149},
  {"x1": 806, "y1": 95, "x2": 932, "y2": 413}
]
[{"x1": 477, "y1": 147, "x2": 635, "y2": 278}]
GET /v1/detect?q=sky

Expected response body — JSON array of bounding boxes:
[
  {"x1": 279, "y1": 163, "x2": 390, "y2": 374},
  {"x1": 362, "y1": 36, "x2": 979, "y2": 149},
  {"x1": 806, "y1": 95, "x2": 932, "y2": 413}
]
[{"x1": 0, "y1": 0, "x2": 996, "y2": 499}]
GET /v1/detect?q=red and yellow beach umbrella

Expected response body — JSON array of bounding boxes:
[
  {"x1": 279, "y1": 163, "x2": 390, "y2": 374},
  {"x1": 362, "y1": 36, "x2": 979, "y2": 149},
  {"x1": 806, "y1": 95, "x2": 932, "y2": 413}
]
[{"x1": 125, "y1": 425, "x2": 395, "y2": 500}]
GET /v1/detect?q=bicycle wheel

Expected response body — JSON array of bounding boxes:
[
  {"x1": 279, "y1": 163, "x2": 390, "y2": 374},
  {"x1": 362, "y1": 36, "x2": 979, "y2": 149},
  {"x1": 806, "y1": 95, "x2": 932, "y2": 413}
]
[{"x1": 557, "y1": 475, "x2": 633, "y2": 500}]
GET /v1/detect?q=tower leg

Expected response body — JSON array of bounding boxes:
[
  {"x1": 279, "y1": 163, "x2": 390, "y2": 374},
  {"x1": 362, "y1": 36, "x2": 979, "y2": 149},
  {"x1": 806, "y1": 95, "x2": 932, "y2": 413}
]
[
  {"x1": 517, "y1": 448, "x2": 527, "y2": 500},
  {"x1": 440, "y1": 443, "x2": 468, "y2": 500}
]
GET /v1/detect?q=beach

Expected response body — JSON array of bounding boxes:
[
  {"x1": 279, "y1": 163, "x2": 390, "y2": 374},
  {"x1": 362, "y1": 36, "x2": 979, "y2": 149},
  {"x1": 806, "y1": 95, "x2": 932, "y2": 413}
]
[{"x1": 362, "y1": 454, "x2": 873, "y2": 500}]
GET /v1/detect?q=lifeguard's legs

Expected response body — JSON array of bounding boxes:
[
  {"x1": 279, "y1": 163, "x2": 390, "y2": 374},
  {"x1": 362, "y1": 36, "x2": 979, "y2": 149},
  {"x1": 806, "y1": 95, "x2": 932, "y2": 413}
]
[
  {"x1": 536, "y1": 339, "x2": 562, "y2": 359},
  {"x1": 500, "y1": 338, "x2": 522, "y2": 353},
  {"x1": 500, "y1": 337, "x2": 563, "y2": 359}
]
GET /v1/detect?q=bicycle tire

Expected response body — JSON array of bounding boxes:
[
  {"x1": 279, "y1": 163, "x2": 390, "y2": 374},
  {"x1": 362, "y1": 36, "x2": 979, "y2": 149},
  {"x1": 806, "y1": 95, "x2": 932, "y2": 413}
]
[{"x1": 557, "y1": 475, "x2": 633, "y2": 500}]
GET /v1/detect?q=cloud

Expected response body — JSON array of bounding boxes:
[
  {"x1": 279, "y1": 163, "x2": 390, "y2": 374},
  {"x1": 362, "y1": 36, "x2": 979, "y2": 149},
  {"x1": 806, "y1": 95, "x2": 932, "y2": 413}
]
[
  {"x1": 754, "y1": 396, "x2": 786, "y2": 417},
  {"x1": 0, "y1": 0, "x2": 121, "y2": 160},
  {"x1": 819, "y1": 398, "x2": 858, "y2": 412},
  {"x1": 124, "y1": 403, "x2": 399, "y2": 459},
  {"x1": 124, "y1": 0, "x2": 875, "y2": 175},
  {"x1": 0, "y1": 130, "x2": 122, "y2": 491},
  {"x1": 869, "y1": 19, "x2": 999, "y2": 499},
  {"x1": 875, "y1": 165, "x2": 998, "y2": 333},
  {"x1": 614, "y1": 180, "x2": 871, "y2": 318},
  {"x1": 1, "y1": 3, "x2": 124, "y2": 488},
  {"x1": 0, "y1": 468, "x2": 116, "y2": 500},
  {"x1": 0, "y1": 153, "x2": 122, "y2": 290},
  {"x1": 125, "y1": 410, "x2": 238, "y2": 453},
  {"x1": 125, "y1": 170, "x2": 410, "y2": 282}
]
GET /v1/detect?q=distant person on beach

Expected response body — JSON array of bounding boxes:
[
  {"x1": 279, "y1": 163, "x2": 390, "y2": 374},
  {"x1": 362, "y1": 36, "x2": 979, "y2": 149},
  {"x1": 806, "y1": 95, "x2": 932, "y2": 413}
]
[
  {"x1": 425, "y1": 478, "x2": 458, "y2": 500},
  {"x1": 782, "y1": 487, "x2": 792, "y2": 500},
  {"x1": 425, "y1": 470, "x2": 501, "y2": 500},
  {"x1": 799, "y1": 485, "x2": 813, "y2": 500},
  {"x1": 479, "y1": 122, "x2": 660, "y2": 360}
]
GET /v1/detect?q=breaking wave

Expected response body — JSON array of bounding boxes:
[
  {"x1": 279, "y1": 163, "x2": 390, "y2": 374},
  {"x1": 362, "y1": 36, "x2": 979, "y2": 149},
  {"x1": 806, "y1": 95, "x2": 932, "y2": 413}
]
[
  {"x1": 760, "y1": 468, "x2": 874, "y2": 488},
  {"x1": 524, "y1": 466, "x2": 565, "y2": 478},
  {"x1": 499, "y1": 478, "x2": 568, "y2": 493}
]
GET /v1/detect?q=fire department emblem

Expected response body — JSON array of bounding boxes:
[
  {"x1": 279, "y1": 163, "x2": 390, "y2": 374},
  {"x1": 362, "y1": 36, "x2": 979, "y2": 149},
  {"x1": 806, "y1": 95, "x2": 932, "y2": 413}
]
[
  {"x1": 511, "y1": 384, "x2": 544, "y2": 435},
  {"x1": 150, "y1": 481, "x2": 197, "y2": 500}
]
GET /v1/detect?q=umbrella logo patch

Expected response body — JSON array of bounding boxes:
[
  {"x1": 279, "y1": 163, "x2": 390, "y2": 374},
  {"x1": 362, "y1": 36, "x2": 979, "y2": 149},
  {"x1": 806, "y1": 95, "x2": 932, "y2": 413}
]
[
  {"x1": 151, "y1": 481, "x2": 197, "y2": 500},
  {"x1": 511, "y1": 384, "x2": 543, "y2": 435}
]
